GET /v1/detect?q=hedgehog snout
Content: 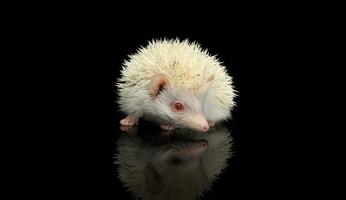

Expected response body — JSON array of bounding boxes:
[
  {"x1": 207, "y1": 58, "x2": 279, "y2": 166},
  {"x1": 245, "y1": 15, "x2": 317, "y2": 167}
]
[
  {"x1": 202, "y1": 124, "x2": 209, "y2": 132},
  {"x1": 183, "y1": 113, "x2": 210, "y2": 132},
  {"x1": 197, "y1": 114, "x2": 209, "y2": 132}
]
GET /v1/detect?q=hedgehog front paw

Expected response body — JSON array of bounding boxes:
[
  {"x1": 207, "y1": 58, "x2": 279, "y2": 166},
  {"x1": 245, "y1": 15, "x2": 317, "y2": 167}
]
[
  {"x1": 160, "y1": 124, "x2": 173, "y2": 131},
  {"x1": 120, "y1": 116, "x2": 138, "y2": 126}
]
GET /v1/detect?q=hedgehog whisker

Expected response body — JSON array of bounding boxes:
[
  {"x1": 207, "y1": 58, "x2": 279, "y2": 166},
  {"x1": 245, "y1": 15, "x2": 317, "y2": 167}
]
[{"x1": 167, "y1": 121, "x2": 184, "y2": 141}]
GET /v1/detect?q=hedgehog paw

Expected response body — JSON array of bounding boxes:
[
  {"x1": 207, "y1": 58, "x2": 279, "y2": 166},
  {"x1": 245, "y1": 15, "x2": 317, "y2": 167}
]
[
  {"x1": 160, "y1": 124, "x2": 173, "y2": 131},
  {"x1": 120, "y1": 116, "x2": 138, "y2": 126}
]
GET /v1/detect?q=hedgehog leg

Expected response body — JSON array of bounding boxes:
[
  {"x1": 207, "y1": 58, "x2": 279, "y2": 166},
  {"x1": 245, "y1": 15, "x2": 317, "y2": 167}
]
[
  {"x1": 120, "y1": 116, "x2": 138, "y2": 126},
  {"x1": 208, "y1": 121, "x2": 216, "y2": 127},
  {"x1": 160, "y1": 124, "x2": 173, "y2": 131}
]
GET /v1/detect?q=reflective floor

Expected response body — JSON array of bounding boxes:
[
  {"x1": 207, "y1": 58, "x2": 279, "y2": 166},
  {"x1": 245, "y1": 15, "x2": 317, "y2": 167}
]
[{"x1": 112, "y1": 118, "x2": 248, "y2": 200}]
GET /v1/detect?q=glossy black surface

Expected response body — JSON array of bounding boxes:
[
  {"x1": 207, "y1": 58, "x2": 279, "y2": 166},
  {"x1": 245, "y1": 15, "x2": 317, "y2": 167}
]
[
  {"x1": 19, "y1": 14, "x2": 326, "y2": 198},
  {"x1": 114, "y1": 124, "x2": 239, "y2": 200}
]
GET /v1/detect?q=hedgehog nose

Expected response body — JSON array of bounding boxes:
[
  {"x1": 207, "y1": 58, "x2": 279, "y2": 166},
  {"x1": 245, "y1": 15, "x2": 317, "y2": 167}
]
[{"x1": 202, "y1": 124, "x2": 209, "y2": 132}]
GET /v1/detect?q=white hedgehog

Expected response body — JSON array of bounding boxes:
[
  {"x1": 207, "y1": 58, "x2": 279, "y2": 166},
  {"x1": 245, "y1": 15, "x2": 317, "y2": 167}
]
[
  {"x1": 114, "y1": 127, "x2": 233, "y2": 200},
  {"x1": 117, "y1": 39, "x2": 236, "y2": 132}
]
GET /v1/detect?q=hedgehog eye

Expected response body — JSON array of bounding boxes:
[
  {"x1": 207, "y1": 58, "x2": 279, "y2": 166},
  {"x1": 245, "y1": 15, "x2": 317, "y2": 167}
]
[{"x1": 172, "y1": 101, "x2": 185, "y2": 112}]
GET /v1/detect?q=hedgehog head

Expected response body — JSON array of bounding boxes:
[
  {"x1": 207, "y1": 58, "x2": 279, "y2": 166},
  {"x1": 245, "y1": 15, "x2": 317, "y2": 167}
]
[{"x1": 147, "y1": 73, "x2": 215, "y2": 132}]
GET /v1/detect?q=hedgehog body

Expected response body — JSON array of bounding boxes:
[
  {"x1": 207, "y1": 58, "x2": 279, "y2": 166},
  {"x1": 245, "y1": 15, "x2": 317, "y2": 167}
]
[{"x1": 117, "y1": 39, "x2": 236, "y2": 131}]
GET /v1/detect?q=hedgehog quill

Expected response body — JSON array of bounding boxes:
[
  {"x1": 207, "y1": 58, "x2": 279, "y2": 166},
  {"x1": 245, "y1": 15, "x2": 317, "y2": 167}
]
[{"x1": 116, "y1": 39, "x2": 236, "y2": 132}]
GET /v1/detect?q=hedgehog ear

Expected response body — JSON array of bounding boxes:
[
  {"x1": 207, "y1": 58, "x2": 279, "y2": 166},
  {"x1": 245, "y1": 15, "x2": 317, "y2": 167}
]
[
  {"x1": 149, "y1": 74, "x2": 169, "y2": 98},
  {"x1": 207, "y1": 75, "x2": 215, "y2": 82}
]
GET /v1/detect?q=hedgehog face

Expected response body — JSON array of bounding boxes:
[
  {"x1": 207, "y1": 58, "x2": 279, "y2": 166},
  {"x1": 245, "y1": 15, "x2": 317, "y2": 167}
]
[
  {"x1": 148, "y1": 74, "x2": 213, "y2": 132},
  {"x1": 154, "y1": 88, "x2": 210, "y2": 132}
]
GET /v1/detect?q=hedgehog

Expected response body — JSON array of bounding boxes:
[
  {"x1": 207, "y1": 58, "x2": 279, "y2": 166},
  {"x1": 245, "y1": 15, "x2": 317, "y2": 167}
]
[
  {"x1": 116, "y1": 39, "x2": 236, "y2": 132},
  {"x1": 114, "y1": 126, "x2": 233, "y2": 200}
]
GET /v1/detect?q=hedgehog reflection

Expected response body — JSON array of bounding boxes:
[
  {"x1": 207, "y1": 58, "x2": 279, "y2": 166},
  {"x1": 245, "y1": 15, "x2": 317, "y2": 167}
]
[{"x1": 115, "y1": 126, "x2": 233, "y2": 200}]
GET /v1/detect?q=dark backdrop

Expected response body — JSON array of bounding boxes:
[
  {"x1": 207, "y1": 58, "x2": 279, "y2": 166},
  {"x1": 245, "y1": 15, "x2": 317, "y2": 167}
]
[{"x1": 18, "y1": 13, "x2": 328, "y2": 199}]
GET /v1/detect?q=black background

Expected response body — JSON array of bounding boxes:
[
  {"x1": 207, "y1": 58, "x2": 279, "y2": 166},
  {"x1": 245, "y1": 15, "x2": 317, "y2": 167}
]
[{"x1": 12, "y1": 8, "x2": 334, "y2": 199}]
